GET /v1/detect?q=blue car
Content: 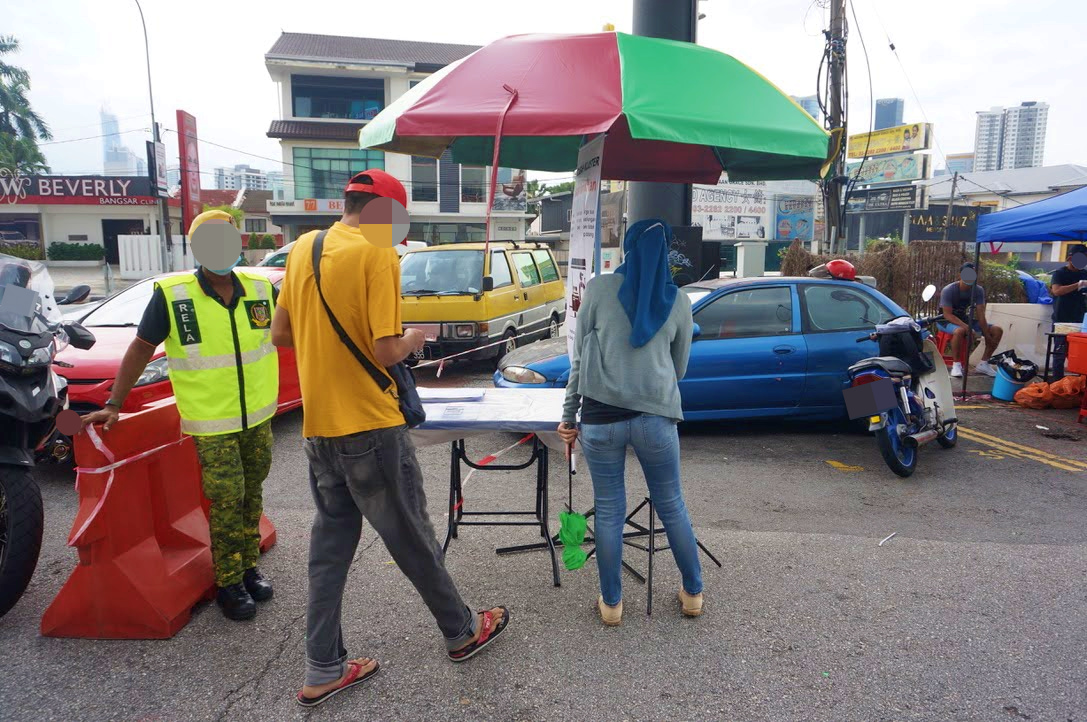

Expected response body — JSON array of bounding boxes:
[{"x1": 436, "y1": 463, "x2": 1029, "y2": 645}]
[{"x1": 494, "y1": 276, "x2": 909, "y2": 422}]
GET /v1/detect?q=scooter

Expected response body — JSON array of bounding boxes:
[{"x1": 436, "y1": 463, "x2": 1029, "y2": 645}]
[
  {"x1": 0, "y1": 257, "x2": 96, "y2": 618},
  {"x1": 846, "y1": 284, "x2": 958, "y2": 477}
]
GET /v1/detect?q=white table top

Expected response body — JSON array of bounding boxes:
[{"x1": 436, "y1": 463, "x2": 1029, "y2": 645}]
[{"x1": 410, "y1": 387, "x2": 568, "y2": 451}]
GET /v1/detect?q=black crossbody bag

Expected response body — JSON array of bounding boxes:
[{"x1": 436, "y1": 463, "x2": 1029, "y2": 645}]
[{"x1": 310, "y1": 230, "x2": 426, "y2": 428}]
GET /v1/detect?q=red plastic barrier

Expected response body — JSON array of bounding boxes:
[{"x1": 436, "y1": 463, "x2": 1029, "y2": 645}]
[{"x1": 41, "y1": 398, "x2": 276, "y2": 639}]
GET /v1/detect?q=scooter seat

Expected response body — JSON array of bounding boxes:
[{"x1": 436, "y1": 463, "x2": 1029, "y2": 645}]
[{"x1": 848, "y1": 356, "x2": 913, "y2": 377}]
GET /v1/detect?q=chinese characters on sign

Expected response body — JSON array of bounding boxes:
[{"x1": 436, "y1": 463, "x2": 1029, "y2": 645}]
[{"x1": 691, "y1": 182, "x2": 770, "y2": 241}]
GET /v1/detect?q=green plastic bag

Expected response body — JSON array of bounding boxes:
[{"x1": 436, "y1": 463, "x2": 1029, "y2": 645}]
[{"x1": 559, "y1": 510, "x2": 588, "y2": 571}]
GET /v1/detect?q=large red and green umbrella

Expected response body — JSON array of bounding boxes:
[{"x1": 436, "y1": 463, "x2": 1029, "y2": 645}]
[{"x1": 361, "y1": 32, "x2": 832, "y2": 184}]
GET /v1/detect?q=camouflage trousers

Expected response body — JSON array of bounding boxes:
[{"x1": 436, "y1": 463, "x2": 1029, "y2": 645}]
[{"x1": 192, "y1": 421, "x2": 274, "y2": 588}]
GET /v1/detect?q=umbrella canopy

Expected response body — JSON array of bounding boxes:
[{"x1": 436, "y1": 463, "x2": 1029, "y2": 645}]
[
  {"x1": 361, "y1": 32, "x2": 831, "y2": 184},
  {"x1": 976, "y1": 185, "x2": 1087, "y2": 244}
]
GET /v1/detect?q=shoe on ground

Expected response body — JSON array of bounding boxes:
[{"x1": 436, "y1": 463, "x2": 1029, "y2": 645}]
[
  {"x1": 597, "y1": 596, "x2": 622, "y2": 626},
  {"x1": 950, "y1": 362, "x2": 964, "y2": 378},
  {"x1": 975, "y1": 361, "x2": 997, "y2": 377},
  {"x1": 243, "y1": 567, "x2": 274, "y2": 602},
  {"x1": 217, "y1": 582, "x2": 256, "y2": 621},
  {"x1": 678, "y1": 589, "x2": 704, "y2": 617}
]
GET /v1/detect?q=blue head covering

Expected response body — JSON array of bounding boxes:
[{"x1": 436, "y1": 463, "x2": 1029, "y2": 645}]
[{"x1": 615, "y1": 219, "x2": 678, "y2": 348}]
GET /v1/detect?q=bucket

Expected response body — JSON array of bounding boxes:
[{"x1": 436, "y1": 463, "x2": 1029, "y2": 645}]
[
  {"x1": 992, "y1": 366, "x2": 1026, "y2": 402},
  {"x1": 1066, "y1": 332, "x2": 1087, "y2": 375}
]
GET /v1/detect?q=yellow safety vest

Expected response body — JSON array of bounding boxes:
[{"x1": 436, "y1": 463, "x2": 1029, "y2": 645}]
[{"x1": 157, "y1": 271, "x2": 279, "y2": 436}]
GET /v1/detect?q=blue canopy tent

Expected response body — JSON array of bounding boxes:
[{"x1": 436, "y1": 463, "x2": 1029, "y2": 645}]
[{"x1": 977, "y1": 184, "x2": 1087, "y2": 244}]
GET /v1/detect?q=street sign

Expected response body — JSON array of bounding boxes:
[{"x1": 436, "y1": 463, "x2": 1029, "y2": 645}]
[
  {"x1": 176, "y1": 110, "x2": 201, "y2": 234},
  {"x1": 146, "y1": 141, "x2": 168, "y2": 197},
  {"x1": 846, "y1": 185, "x2": 924, "y2": 213},
  {"x1": 848, "y1": 123, "x2": 932, "y2": 158},
  {"x1": 848, "y1": 153, "x2": 930, "y2": 185}
]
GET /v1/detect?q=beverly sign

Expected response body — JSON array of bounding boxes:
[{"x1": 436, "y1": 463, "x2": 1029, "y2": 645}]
[{"x1": 0, "y1": 173, "x2": 156, "y2": 206}]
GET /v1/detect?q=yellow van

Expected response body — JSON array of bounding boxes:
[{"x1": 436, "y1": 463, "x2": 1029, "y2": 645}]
[{"x1": 399, "y1": 242, "x2": 566, "y2": 363}]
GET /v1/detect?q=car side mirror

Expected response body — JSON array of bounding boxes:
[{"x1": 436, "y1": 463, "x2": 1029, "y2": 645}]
[
  {"x1": 58, "y1": 284, "x2": 91, "y2": 305},
  {"x1": 692, "y1": 323, "x2": 702, "y2": 339},
  {"x1": 482, "y1": 276, "x2": 495, "y2": 292},
  {"x1": 62, "y1": 321, "x2": 96, "y2": 350}
]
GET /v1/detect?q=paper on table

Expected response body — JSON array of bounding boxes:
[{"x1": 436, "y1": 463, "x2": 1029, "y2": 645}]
[
  {"x1": 439, "y1": 404, "x2": 482, "y2": 421},
  {"x1": 418, "y1": 388, "x2": 486, "y2": 403}
]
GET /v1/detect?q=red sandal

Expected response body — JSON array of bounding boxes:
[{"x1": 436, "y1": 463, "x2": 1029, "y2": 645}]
[
  {"x1": 448, "y1": 607, "x2": 511, "y2": 663},
  {"x1": 296, "y1": 658, "x2": 380, "y2": 708}
]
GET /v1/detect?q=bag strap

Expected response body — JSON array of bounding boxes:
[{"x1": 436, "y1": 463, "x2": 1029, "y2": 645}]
[{"x1": 311, "y1": 230, "x2": 393, "y2": 394}]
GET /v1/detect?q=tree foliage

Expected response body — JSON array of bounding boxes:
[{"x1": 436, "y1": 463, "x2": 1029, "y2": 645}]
[
  {"x1": 0, "y1": 35, "x2": 51, "y2": 174},
  {"x1": 201, "y1": 203, "x2": 245, "y2": 229}
]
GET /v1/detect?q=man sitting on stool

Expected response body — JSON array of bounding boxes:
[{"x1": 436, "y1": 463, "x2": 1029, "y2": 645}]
[{"x1": 938, "y1": 263, "x2": 1003, "y2": 378}]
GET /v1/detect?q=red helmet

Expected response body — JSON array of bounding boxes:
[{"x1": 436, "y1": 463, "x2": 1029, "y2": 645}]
[{"x1": 826, "y1": 259, "x2": 856, "y2": 281}]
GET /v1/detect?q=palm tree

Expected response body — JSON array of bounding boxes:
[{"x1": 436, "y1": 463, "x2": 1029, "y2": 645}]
[{"x1": 0, "y1": 35, "x2": 51, "y2": 173}]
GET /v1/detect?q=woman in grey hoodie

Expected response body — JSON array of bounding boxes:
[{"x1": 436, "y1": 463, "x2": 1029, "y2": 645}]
[{"x1": 557, "y1": 219, "x2": 703, "y2": 626}]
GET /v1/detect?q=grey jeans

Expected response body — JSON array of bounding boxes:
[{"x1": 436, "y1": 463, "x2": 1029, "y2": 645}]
[{"x1": 303, "y1": 424, "x2": 478, "y2": 686}]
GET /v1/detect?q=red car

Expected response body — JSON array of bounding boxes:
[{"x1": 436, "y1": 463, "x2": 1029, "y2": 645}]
[{"x1": 56, "y1": 267, "x2": 301, "y2": 417}]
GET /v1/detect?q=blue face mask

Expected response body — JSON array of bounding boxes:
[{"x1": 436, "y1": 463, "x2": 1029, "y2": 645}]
[{"x1": 206, "y1": 256, "x2": 243, "y2": 276}]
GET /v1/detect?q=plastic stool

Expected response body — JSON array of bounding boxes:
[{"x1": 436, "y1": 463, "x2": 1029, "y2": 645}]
[{"x1": 934, "y1": 329, "x2": 969, "y2": 368}]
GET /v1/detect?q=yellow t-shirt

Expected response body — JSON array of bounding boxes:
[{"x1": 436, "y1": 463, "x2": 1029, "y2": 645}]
[{"x1": 278, "y1": 222, "x2": 404, "y2": 438}]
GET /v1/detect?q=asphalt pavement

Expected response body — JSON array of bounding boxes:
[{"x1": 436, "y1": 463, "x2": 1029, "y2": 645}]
[{"x1": 1, "y1": 361, "x2": 1084, "y2": 722}]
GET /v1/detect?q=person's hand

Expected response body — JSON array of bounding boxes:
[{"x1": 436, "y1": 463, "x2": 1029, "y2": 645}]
[
  {"x1": 82, "y1": 406, "x2": 119, "y2": 432},
  {"x1": 1078, "y1": 279, "x2": 1087, "y2": 291},
  {"x1": 403, "y1": 328, "x2": 426, "y2": 354},
  {"x1": 557, "y1": 422, "x2": 578, "y2": 449}
]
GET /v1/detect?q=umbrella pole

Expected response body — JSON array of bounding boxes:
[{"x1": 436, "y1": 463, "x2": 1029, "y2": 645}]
[{"x1": 483, "y1": 85, "x2": 518, "y2": 257}]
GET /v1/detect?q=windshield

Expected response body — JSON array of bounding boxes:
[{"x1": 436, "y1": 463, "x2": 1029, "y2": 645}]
[
  {"x1": 400, "y1": 250, "x2": 484, "y2": 295},
  {"x1": 681, "y1": 286, "x2": 713, "y2": 306},
  {"x1": 81, "y1": 278, "x2": 157, "y2": 327},
  {"x1": 0, "y1": 252, "x2": 61, "y2": 332}
]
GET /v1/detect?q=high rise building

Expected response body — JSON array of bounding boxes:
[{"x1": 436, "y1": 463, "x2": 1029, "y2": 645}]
[
  {"x1": 791, "y1": 95, "x2": 822, "y2": 125},
  {"x1": 973, "y1": 102, "x2": 1049, "y2": 172},
  {"x1": 215, "y1": 164, "x2": 273, "y2": 191},
  {"x1": 101, "y1": 107, "x2": 146, "y2": 176},
  {"x1": 874, "y1": 98, "x2": 904, "y2": 130}
]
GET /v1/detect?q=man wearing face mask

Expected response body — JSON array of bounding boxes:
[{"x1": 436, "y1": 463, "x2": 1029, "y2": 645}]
[{"x1": 82, "y1": 209, "x2": 280, "y2": 621}]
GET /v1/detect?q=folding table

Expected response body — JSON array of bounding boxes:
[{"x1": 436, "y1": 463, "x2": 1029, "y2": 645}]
[{"x1": 410, "y1": 388, "x2": 567, "y2": 587}]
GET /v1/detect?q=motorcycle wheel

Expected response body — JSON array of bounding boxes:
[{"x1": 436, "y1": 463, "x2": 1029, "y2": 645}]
[
  {"x1": 0, "y1": 467, "x2": 44, "y2": 619},
  {"x1": 876, "y1": 407, "x2": 918, "y2": 478},
  {"x1": 936, "y1": 424, "x2": 958, "y2": 449}
]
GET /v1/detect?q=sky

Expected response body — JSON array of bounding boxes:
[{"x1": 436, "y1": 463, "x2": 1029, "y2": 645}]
[{"x1": 7, "y1": 0, "x2": 1085, "y2": 189}]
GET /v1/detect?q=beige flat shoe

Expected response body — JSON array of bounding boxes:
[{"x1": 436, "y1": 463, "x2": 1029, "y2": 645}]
[
  {"x1": 598, "y1": 596, "x2": 623, "y2": 626},
  {"x1": 678, "y1": 589, "x2": 703, "y2": 617}
]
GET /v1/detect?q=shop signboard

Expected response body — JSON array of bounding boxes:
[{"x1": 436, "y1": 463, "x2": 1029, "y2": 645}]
[
  {"x1": 0, "y1": 173, "x2": 156, "y2": 206},
  {"x1": 176, "y1": 110, "x2": 201, "y2": 233},
  {"x1": 846, "y1": 185, "x2": 924, "y2": 213},
  {"x1": 267, "y1": 198, "x2": 344, "y2": 213},
  {"x1": 774, "y1": 195, "x2": 815, "y2": 242},
  {"x1": 847, "y1": 153, "x2": 930, "y2": 186},
  {"x1": 909, "y1": 203, "x2": 993, "y2": 243},
  {"x1": 847, "y1": 122, "x2": 932, "y2": 158},
  {"x1": 691, "y1": 182, "x2": 771, "y2": 241}
]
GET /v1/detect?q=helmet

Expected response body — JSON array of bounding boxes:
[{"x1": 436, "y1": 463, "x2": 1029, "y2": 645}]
[
  {"x1": 825, "y1": 259, "x2": 856, "y2": 281},
  {"x1": 0, "y1": 258, "x2": 32, "y2": 288}
]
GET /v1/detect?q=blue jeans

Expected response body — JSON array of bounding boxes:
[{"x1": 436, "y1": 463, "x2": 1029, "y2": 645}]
[{"x1": 579, "y1": 415, "x2": 703, "y2": 607}]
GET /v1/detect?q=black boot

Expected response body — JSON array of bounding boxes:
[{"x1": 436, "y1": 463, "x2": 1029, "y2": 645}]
[
  {"x1": 216, "y1": 582, "x2": 256, "y2": 621},
  {"x1": 243, "y1": 567, "x2": 274, "y2": 602}
]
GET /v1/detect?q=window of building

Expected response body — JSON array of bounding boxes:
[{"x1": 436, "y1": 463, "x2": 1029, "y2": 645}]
[
  {"x1": 462, "y1": 166, "x2": 486, "y2": 203},
  {"x1": 245, "y1": 218, "x2": 268, "y2": 233},
  {"x1": 511, "y1": 251, "x2": 542, "y2": 287},
  {"x1": 292, "y1": 147, "x2": 385, "y2": 199},
  {"x1": 406, "y1": 222, "x2": 486, "y2": 245},
  {"x1": 411, "y1": 156, "x2": 438, "y2": 202},
  {"x1": 531, "y1": 250, "x2": 560, "y2": 283},
  {"x1": 490, "y1": 251, "x2": 514, "y2": 288},
  {"x1": 291, "y1": 75, "x2": 384, "y2": 120}
]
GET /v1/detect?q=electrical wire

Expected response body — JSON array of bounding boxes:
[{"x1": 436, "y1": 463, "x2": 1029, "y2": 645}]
[
  {"x1": 842, "y1": 0, "x2": 874, "y2": 220},
  {"x1": 39, "y1": 128, "x2": 150, "y2": 146}
]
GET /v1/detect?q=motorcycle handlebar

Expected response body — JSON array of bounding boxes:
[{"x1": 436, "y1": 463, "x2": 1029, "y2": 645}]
[{"x1": 856, "y1": 335, "x2": 874, "y2": 343}]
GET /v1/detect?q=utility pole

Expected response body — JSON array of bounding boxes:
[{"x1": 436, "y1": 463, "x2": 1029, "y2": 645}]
[
  {"x1": 626, "y1": 0, "x2": 699, "y2": 231},
  {"x1": 824, "y1": 0, "x2": 847, "y2": 254},
  {"x1": 943, "y1": 170, "x2": 959, "y2": 245},
  {"x1": 135, "y1": 0, "x2": 174, "y2": 272}
]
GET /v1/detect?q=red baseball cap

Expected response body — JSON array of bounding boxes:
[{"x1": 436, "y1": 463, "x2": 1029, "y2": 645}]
[{"x1": 344, "y1": 169, "x2": 407, "y2": 208}]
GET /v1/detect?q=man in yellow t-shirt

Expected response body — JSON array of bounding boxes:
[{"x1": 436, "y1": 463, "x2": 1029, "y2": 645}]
[{"x1": 272, "y1": 170, "x2": 509, "y2": 708}]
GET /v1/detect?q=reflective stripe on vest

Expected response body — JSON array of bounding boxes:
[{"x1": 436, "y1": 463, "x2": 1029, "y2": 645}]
[{"x1": 158, "y1": 271, "x2": 279, "y2": 436}]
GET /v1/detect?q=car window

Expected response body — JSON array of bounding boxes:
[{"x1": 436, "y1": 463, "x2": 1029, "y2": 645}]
[
  {"x1": 400, "y1": 250, "x2": 484, "y2": 295},
  {"x1": 693, "y1": 286, "x2": 793, "y2": 340},
  {"x1": 81, "y1": 279, "x2": 157, "y2": 327},
  {"x1": 682, "y1": 286, "x2": 713, "y2": 306},
  {"x1": 490, "y1": 251, "x2": 514, "y2": 288},
  {"x1": 802, "y1": 284, "x2": 894, "y2": 332},
  {"x1": 531, "y1": 250, "x2": 560, "y2": 283},
  {"x1": 511, "y1": 251, "x2": 541, "y2": 288}
]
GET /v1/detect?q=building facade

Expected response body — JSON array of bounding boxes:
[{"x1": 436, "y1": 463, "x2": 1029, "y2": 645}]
[
  {"x1": 974, "y1": 102, "x2": 1049, "y2": 172},
  {"x1": 791, "y1": 95, "x2": 822, "y2": 125},
  {"x1": 264, "y1": 33, "x2": 530, "y2": 244},
  {"x1": 874, "y1": 98, "x2": 904, "y2": 130},
  {"x1": 215, "y1": 164, "x2": 274, "y2": 191}
]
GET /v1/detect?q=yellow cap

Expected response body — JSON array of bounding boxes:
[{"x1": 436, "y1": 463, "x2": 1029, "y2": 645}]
[{"x1": 188, "y1": 209, "x2": 237, "y2": 235}]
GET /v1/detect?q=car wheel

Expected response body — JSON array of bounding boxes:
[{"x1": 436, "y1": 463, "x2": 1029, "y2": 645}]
[
  {"x1": 495, "y1": 329, "x2": 517, "y2": 369},
  {"x1": 547, "y1": 314, "x2": 560, "y2": 339}
]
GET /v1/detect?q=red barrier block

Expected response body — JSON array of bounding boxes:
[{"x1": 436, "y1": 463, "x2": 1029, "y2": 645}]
[{"x1": 41, "y1": 398, "x2": 276, "y2": 639}]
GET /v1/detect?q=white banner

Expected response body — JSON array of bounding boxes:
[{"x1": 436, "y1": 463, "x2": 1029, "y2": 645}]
[{"x1": 566, "y1": 135, "x2": 604, "y2": 358}]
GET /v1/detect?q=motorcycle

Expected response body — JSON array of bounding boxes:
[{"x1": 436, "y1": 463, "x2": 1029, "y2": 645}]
[
  {"x1": 846, "y1": 284, "x2": 958, "y2": 477},
  {"x1": 0, "y1": 254, "x2": 96, "y2": 619}
]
